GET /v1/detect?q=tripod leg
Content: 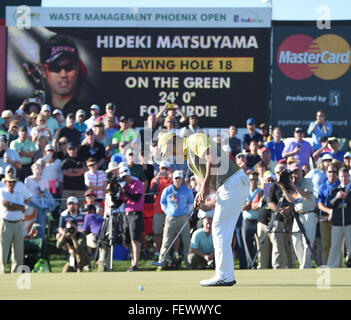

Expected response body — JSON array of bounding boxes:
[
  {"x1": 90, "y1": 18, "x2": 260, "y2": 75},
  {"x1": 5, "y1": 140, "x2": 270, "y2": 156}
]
[{"x1": 292, "y1": 211, "x2": 319, "y2": 267}]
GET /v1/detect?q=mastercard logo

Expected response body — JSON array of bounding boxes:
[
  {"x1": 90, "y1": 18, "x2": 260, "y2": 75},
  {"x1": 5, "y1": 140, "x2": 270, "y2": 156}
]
[{"x1": 277, "y1": 34, "x2": 351, "y2": 80}]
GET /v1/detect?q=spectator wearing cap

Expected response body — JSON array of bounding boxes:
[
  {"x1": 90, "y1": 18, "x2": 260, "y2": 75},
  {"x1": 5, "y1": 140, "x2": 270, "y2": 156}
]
[
  {"x1": 83, "y1": 189, "x2": 103, "y2": 216},
  {"x1": 236, "y1": 152, "x2": 247, "y2": 172},
  {"x1": 243, "y1": 118, "x2": 263, "y2": 152},
  {"x1": 85, "y1": 104, "x2": 100, "y2": 129},
  {"x1": 282, "y1": 127, "x2": 313, "y2": 169},
  {"x1": 53, "y1": 113, "x2": 81, "y2": 150},
  {"x1": 57, "y1": 196, "x2": 85, "y2": 240},
  {"x1": 0, "y1": 110, "x2": 14, "y2": 133},
  {"x1": 14, "y1": 109, "x2": 26, "y2": 128},
  {"x1": 97, "y1": 102, "x2": 119, "y2": 129},
  {"x1": 0, "y1": 173, "x2": 31, "y2": 273},
  {"x1": 307, "y1": 110, "x2": 333, "y2": 151},
  {"x1": 188, "y1": 209, "x2": 215, "y2": 270},
  {"x1": 326, "y1": 137, "x2": 344, "y2": 163},
  {"x1": 111, "y1": 116, "x2": 138, "y2": 155},
  {"x1": 265, "y1": 127, "x2": 285, "y2": 162},
  {"x1": 317, "y1": 163, "x2": 340, "y2": 265},
  {"x1": 305, "y1": 153, "x2": 332, "y2": 198},
  {"x1": 74, "y1": 109, "x2": 88, "y2": 135},
  {"x1": 39, "y1": 34, "x2": 85, "y2": 114},
  {"x1": 41, "y1": 104, "x2": 59, "y2": 134},
  {"x1": 149, "y1": 160, "x2": 173, "y2": 258},
  {"x1": 30, "y1": 112, "x2": 53, "y2": 142},
  {"x1": 343, "y1": 152, "x2": 351, "y2": 173},
  {"x1": 10, "y1": 126, "x2": 37, "y2": 181},
  {"x1": 279, "y1": 162, "x2": 317, "y2": 269},
  {"x1": 61, "y1": 142, "x2": 87, "y2": 209},
  {"x1": 228, "y1": 124, "x2": 242, "y2": 158},
  {"x1": 37, "y1": 144, "x2": 63, "y2": 194},
  {"x1": 158, "y1": 170, "x2": 194, "y2": 269},
  {"x1": 179, "y1": 114, "x2": 203, "y2": 138},
  {"x1": 119, "y1": 166, "x2": 145, "y2": 272},
  {"x1": 52, "y1": 109, "x2": 65, "y2": 129},
  {"x1": 0, "y1": 134, "x2": 22, "y2": 173},
  {"x1": 155, "y1": 103, "x2": 187, "y2": 130},
  {"x1": 78, "y1": 128, "x2": 107, "y2": 169},
  {"x1": 84, "y1": 157, "x2": 107, "y2": 204},
  {"x1": 259, "y1": 123, "x2": 271, "y2": 143}
]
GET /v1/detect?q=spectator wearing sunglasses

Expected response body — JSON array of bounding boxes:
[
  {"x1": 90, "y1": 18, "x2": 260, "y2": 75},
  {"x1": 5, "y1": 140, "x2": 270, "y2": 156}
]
[
  {"x1": 317, "y1": 163, "x2": 340, "y2": 265},
  {"x1": 53, "y1": 113, "x2": 81, "y2": 150},
  {"x1": 39, "y1": 34, "x2": 87, "y2": 116}
]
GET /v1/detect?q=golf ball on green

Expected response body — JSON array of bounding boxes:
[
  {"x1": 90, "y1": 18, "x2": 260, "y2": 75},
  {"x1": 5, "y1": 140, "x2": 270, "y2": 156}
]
[{"x1": 139, "y1": 285, "x2": 144, "y2": 291}]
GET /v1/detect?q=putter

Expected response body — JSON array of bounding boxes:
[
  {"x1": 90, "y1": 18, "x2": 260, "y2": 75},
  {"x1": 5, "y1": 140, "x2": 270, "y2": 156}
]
[{"x1": 152, "y1": 206, "x2": 199, "y2": 267}]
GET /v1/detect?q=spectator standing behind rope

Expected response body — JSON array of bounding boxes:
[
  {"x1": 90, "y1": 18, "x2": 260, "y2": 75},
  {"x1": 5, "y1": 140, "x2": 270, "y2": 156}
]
[
  {"x1": 10, "y1": 126, "x2": 36, "y2": 182},
  {"x1": 149, "y1": 160, "x2": 172, "y2": 259},
  {"x1": 265, "y1": 127, "x2": 285, "y2": 162},
  {"x1": 241, "y1": 171, "x2": 261, "y2": 268},
  {"x1": 317, "y1": 163, "x2": 340, "y2": 265},
  {"x1": 327, "y1": 167, "x2": 351, "y2": 268},
  {"x1": 0, "y1": 174, "x2": 30, "y2": 273},
  {"x1": 158, "y1": 170, "x2": 194, "y2": 270}
]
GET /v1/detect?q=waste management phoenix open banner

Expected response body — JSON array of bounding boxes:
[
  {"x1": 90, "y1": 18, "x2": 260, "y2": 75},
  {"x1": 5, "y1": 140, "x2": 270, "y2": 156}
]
[
  {"x1": 272, "y1": 21, "x2": 351, "y2": 138},
  {"x1": 6, "y1": 6, "x2": 270, "y2": 127}
]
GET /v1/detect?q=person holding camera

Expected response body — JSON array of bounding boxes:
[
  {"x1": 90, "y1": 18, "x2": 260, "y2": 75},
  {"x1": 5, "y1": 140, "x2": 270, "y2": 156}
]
[
  {"x1": 56, "y1": 219, "x2": 90, "y2": 272},
  {"x1": 278, "y1": 162, "x2": 317, "y2": 269},
  {"x1": 267, "y1": 164, "x2": 296, "y2": 269},
  {"x1": 307, "y1": 110, "x2": 332, "y2": 152},
  {"x1": 282, "y1": 127, "x2": 314, "y2": 169},
  {"x1": 326, "y1": 167, "x2": 351, "y2": 268},
  {"x1": 119, "y1": 166, "x2": 145, "y2": 272}
]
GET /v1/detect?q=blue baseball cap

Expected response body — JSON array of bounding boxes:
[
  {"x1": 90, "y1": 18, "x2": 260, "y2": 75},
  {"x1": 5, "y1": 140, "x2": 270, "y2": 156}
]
[{"x1": 246, "y1": 118, "x2": 256, "y2": 125}]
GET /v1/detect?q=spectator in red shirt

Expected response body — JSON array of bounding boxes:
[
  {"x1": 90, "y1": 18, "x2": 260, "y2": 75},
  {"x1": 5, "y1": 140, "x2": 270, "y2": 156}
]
[{"x1": 149, "y1": 160, "x2": 173, "y2": 259}]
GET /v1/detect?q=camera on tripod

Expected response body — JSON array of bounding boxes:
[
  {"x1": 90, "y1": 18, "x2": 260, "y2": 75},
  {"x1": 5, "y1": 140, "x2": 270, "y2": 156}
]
[
  {"x1": 278, "y1": 169, "x2": 293, "y2": 189},
  {"x1": 105, "y1": 172, "x2": 125, "y2": 209}
]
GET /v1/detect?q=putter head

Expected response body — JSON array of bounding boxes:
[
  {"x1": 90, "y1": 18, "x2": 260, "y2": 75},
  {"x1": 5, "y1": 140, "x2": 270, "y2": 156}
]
[{"x1": 151, "y1": 261, "x2": 164, "y2": 267}]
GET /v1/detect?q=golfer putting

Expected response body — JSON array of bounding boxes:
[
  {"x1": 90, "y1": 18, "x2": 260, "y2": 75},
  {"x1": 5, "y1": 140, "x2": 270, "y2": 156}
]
[{"x1": 158, "y1": 132, "x2": 249, "y2": 286}]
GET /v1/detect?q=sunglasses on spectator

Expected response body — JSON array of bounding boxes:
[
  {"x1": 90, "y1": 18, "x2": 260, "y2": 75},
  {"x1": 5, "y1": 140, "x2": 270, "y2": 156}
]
[
  {"x1": 68, "y1": 147, "x2": 75, "y2": 150},
  {"x1": 59, "y1": 142, "x2": 67, "y2": 145},
  {"x1": 67, "y1": 202, "x2": 76, "y2": 205},
  {"x1": 160, "y1": 167, "x2": 169, "y2": 170},
  {"x1": 47, "y1": 63, "x2": 77, "y2": 73},
  {"x1": 249, "y1": 178, "x2": 258, "y2": 181},
  {"x1": 328, "y1": 170, "x2": 337, "y2": 174}
]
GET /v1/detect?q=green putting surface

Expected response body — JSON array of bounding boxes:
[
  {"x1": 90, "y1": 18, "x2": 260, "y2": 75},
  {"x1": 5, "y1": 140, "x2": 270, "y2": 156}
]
[{"x1": 2, "y1": 268, "x2": 351, "y2": 300}]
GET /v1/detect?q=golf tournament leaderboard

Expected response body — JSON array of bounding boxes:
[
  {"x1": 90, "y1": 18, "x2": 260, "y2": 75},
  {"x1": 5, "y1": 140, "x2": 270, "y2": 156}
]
[{"x1": 6, "y1": 6, "x2": 271, "y2": 127}]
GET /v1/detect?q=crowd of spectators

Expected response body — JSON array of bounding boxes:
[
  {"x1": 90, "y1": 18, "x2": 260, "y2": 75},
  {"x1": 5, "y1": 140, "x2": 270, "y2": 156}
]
[{"x1": 0, "y1": 101, "x2": 350, "y2": 273}]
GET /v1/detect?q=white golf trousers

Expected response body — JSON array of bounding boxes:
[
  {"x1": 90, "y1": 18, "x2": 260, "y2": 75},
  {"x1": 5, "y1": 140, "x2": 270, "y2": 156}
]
[{"x1": 212, "y1": 170, "x2": 250, "y2": 281}]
